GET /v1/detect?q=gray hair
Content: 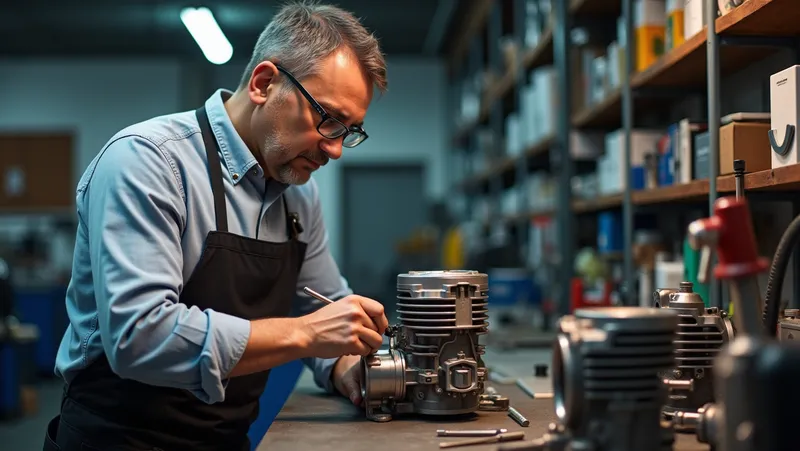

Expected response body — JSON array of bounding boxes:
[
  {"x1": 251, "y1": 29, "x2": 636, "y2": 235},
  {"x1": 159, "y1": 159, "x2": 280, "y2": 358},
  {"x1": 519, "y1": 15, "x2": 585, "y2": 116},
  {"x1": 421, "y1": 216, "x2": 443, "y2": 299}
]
[{"x1": 239, "y1": 0, "x2": 388, "y2": 95}]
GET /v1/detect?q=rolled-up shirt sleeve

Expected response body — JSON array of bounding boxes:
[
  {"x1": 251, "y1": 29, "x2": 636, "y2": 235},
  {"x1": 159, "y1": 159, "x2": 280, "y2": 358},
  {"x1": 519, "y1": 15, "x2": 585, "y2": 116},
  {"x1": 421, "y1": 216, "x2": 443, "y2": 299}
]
[
  {"x1": 82, "y1": 135, "x2": 250, "y2": 404},
  {"x1": 292, "y1": 178, "x2": 353, "y2": 393}
]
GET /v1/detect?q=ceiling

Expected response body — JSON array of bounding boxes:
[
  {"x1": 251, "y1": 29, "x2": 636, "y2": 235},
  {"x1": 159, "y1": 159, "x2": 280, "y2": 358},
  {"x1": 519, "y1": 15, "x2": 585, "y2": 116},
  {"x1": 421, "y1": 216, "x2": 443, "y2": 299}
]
[{"x1": 1, "y1": 0, "x2": 459, "y2": 60}]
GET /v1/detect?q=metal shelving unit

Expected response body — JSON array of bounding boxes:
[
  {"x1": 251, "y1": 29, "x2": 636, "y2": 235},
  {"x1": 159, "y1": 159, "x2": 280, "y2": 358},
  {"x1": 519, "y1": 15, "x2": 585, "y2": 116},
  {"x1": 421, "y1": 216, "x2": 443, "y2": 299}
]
[{"x1": 447, "y1": 0, "x2": 800, "y2": 313}]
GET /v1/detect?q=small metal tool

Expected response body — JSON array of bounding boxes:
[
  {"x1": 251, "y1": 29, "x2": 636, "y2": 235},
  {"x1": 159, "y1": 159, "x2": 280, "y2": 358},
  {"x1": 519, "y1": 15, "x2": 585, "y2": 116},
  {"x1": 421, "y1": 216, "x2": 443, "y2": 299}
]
[
  {"x1": 515, "y1": 378, "x2": 554, "y2": 400},
  {"x1": 439, "y1": 431, "x2": 525, "y2": 449},
  {"x1": 734, "y1": 159, "x2": 746, "y2": 200},
  {"x1": 508, "y1": 406, "x2": 530, "y2": 427},
  {"x1": 303, "y1": 286, "x2": 391, "y2": 341},
  {"x1": 478, "y1": 393, "x2": 509, "y2": 411},
  {"x1": 303, "y1": 286, "x2": 334, "y2": 304},
  {"x1": 436, "y1": 429, "x2": 508, "y2": 437}
]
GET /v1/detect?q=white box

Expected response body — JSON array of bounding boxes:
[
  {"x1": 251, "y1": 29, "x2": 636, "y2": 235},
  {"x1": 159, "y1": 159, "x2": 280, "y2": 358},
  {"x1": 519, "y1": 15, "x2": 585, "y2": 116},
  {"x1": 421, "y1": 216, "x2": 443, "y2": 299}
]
[
  {"x1": 683, "y1": 0, "x2": 706, "y2": 40},
  {"x1": 607, "y1": 41, "x2": 621, "y2": 89},
  {"x1": 602, "y1": 129, "x2": 662, "y2": 194},
  {"x1": 533, "y1": 67, "x2": 557, "y2": 138},
  {"x1": 770, "y1": 65, "x2": 800, "y2": 168},
  {"x1": 505, "y1": 113, "x2": 521, "y2": 155},
  {"x1": 571, "y1": 131, "x2": 604, "y2": 159},
  {"x1": 590, "y1": 55, "x2": 608, "y2": 105}
]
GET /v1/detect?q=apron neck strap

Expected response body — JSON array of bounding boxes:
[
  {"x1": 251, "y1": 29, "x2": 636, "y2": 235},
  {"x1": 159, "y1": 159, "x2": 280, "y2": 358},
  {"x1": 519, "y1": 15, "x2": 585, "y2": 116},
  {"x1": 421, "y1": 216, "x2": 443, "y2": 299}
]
[{"x1": 195, "y1": 106, "x2": 229, "y2": 233}]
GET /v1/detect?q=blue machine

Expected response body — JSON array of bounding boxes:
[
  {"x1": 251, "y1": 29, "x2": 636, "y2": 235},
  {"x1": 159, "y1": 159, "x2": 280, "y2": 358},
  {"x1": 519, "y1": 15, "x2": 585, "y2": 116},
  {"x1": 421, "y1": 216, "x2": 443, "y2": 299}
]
[
  {"x1": 487, "y1": 268, "x2": 540, "y2": 307},
  {"x1": 247, "y1": 359, "x2": 305, "y2": 449},
  {"x1": 0, "y1": 338, "x2": 20, "y2": 419},
  {"x1": 15, "y1": 286, "x2": 68, "y2": 377}
]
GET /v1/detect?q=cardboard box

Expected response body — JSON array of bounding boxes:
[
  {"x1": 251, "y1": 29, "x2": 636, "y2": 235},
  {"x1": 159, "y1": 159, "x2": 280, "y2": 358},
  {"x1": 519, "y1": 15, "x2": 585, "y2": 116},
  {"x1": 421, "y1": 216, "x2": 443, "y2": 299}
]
[
  {"x1": 20, "y1": 385, "x2": 38, "y2": 417},
  {"x1": 720, "y1": 122, "x2": 772, "y2": 174}
]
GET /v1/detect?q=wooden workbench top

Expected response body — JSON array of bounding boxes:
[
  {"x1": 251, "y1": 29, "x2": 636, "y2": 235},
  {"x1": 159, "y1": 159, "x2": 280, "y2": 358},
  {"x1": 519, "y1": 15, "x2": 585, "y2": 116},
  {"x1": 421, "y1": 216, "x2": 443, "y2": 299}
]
[{"x1": 257, "y1": 376, "x2": 711, "y2": 451}]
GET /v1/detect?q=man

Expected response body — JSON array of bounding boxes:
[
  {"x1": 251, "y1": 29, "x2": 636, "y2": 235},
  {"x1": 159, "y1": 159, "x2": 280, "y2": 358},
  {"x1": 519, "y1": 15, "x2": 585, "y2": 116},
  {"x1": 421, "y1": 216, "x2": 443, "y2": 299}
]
[{"x1": 43, "y1": 2, "x2": 389, "y2": 450}]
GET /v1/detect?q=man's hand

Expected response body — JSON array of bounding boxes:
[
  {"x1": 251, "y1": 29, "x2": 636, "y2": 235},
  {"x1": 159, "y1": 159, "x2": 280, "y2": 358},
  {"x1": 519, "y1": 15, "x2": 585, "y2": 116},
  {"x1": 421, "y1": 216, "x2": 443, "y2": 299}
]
[
  {"x1": 299, "y1": 294, "x2": 389, "y2": 359},
  {"x1": 332, "y1": 354, "x2": 363, "y2": 406}
]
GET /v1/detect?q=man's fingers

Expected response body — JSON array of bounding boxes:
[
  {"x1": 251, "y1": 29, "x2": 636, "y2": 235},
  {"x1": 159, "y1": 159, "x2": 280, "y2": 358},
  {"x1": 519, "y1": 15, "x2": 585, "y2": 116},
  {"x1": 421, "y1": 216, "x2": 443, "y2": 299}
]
[
  {"x1": 342, "y1": 377, "x2": 361, "y2": 405},
  {"x1": 373, "y1": 314, "x2": 390, "y2": 336},
  {"x1": 359, "y1": 327, "x2": 383, "y2": 350},
  {"x1": 341, "y1": 366, "x2": 363, "y2": 406},
  {"x1": 355, "y1": 296, "x2": 385, "y2": 319}
]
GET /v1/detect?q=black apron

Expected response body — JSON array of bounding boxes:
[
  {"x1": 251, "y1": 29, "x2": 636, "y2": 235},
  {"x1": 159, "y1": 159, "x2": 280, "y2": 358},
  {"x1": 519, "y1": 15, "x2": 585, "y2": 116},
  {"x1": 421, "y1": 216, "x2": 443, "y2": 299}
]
[{"x1": 43, "y1": 106, "x2": 307, "y2": 451}]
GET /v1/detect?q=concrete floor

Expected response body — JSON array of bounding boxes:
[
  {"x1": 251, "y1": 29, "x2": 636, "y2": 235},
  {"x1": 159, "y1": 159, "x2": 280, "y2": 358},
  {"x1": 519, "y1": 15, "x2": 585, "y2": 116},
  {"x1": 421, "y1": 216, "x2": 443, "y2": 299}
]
[{"x1": 0, "y1": 379, "x2": 62, "y2": 451}]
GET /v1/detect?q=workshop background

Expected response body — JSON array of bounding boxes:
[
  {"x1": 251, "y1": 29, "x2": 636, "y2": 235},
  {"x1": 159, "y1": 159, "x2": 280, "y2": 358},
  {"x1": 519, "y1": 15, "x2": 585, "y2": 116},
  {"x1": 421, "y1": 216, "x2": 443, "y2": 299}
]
[{"x1": 1, "y1": 0, "x2": 799, "y2": 449}]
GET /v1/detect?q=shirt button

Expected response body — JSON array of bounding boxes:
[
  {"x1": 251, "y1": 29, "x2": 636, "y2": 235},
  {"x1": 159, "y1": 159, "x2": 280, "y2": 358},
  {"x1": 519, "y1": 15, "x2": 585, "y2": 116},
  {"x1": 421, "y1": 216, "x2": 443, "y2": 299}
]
[{"x1": 232, "y1": 173, "x2": 239, "y2": 180}]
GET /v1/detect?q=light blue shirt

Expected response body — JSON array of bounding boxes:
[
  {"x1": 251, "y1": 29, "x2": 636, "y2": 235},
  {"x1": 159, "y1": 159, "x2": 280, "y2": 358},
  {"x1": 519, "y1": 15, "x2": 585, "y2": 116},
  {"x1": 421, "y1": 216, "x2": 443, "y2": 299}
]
[{"x1": 55, "y1": 89, "x2": 352, "y2": 404}]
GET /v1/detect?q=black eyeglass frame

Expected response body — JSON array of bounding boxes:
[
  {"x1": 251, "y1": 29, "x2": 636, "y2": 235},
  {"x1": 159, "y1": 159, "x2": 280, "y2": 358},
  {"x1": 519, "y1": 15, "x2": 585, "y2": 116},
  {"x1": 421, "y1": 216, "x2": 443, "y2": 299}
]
[{"x1": 275, "y1": 64, "x2": 368, "y2": 148}]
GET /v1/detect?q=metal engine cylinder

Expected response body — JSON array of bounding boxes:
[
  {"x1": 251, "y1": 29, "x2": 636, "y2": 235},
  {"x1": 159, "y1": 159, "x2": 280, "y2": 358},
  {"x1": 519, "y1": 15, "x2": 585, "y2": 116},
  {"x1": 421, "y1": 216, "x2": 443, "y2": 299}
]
[
  {"x1": 547, "y1": 307, "x2": 679, "y2": 451},
  {"x1": 360, "y1": 270, "x2": 489, "y2": 422},
  {"x1": 654, "y1": 282, "x2": 734, "y2": 424}
]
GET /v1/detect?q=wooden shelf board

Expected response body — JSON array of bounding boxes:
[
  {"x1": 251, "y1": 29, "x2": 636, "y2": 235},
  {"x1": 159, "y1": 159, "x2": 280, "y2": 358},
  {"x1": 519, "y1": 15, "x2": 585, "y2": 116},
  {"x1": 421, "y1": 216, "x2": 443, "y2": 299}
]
[
  {"x1": 572, "y1": 88, "x2": 621, "y2": 129},
  {"x1": 719, "y1": 164, "x2": 800, "y2": 193},
  {"x1": 454, "y1": 30, "x2": 555, "y2": 143},
  {"x1": 525, "y1": 135, "x2": 554, "y2": 158},
  {"x1": 448, "y1": 0, "x2": 493, "y2": 72},
  {"x1": 717, "y1": 0, "x2": 800, "y2": 36},
  {"x1": 573, "y1": 194, "x2": 622, "y2": 213},
  {"x1": 523, "y1": 28, "x2": 554, "y2": 70},
  {"x1": 633, "y1": 180, "x2": 710, "y2": 205},
  {"x1": 455, "y1": 136, "x2": 553, "y2": 192},
  {"x1": 632, "y1": 29, "x2": 708, "y2": 88},
  {"x1": 569, "y1": 0, "x2": 621, "y2": 15}
]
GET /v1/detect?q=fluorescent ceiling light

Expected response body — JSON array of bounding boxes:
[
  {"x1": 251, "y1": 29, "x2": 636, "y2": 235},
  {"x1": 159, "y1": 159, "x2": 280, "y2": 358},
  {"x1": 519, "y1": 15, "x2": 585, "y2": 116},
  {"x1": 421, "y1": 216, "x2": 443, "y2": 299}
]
[{"x1": 180, "y1": 7, "x2": 233, "y2": 65}]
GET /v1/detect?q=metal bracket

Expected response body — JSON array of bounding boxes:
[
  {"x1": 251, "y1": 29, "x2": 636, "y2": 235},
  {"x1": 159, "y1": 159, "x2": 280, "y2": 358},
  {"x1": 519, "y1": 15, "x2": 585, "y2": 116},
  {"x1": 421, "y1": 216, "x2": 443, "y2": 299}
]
[{"x1": 769, "y1": 124, "x2": 795, "y2": 156}]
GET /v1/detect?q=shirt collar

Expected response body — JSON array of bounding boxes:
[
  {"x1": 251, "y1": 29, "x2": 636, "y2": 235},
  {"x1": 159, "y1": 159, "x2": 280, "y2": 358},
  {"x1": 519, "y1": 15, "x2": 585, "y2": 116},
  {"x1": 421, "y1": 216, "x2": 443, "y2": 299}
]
[{"x1": 203, "y1": 89, "x2": 264, "y2": 185}]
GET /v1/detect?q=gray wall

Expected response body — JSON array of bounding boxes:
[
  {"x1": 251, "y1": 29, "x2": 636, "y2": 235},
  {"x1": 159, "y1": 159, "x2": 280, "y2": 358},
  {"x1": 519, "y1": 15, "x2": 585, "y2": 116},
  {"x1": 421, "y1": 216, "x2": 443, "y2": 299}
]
[{"x1": 0, "y1": 56, "x2": 448, "y2": 263}]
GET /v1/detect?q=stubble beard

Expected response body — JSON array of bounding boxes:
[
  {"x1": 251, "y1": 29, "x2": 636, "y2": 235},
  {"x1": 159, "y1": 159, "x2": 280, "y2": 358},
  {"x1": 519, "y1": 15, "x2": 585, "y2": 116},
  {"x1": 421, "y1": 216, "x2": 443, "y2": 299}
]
[{"x1": 262, "y1": 132, "x2": 305, "y2": 185}]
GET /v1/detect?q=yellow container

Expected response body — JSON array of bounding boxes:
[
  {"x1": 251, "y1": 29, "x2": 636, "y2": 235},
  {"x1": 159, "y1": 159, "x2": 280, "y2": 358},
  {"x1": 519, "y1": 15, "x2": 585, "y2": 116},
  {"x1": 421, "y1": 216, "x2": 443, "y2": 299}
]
[
  {"x1": 636, "y1": 25, "x2": 666, "y2": 72},
  {"x1": 666, "y1": 9, "x2": 685, "y2": 51}
]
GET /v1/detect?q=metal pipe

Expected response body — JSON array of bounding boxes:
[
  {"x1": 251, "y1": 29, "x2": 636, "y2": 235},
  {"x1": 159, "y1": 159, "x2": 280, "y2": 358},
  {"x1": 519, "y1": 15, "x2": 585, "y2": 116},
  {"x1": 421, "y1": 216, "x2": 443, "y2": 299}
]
[
  {"x1": 437, "y1": 429, "x2": 508, "y2": 437},
  {"x1": 422, "y1": 0, "x2": 458, "y2": 56},
  {"x1": 707, "y1": 0, "x2": 721, "y2": 308},
  {"x1": 514, "y1": 0, "x2": 529, "y2": 244},
  {"x1": 730, "y1": 277, "x2": 765, "y2": 337},
  {"x1": 553, "y1": 0, "x2": 574, "y2": 315},
  {"x1": 508, "y1": 406, "x2": 530, "y2": 427},
  {"x1": 439, "y1": 431, "x2": 526, "y2": 449},
  {"x1": 622, "y1": 0, "x2": 635, "y2": 305}
]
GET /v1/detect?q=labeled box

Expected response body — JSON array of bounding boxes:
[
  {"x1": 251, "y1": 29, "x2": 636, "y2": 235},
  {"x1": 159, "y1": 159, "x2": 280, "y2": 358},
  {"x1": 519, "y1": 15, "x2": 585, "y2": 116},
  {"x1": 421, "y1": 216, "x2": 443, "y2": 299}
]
[{"x1": 770, "y1": 65, "x2": 800, "y2": 168}]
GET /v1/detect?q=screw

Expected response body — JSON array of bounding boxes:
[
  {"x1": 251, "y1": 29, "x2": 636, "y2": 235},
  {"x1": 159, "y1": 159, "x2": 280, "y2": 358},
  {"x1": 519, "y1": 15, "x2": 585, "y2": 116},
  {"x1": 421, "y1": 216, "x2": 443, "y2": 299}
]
[{"x1": 417, "y1": 391, "x2": 425, "y2": 400}]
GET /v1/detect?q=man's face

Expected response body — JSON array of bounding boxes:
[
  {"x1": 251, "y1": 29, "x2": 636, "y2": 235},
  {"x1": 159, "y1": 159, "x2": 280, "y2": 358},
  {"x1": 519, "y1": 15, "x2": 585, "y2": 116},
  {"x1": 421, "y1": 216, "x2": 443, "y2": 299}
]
[{"x1": 253, "y1": 50, "x2": 373, "y2": 185}]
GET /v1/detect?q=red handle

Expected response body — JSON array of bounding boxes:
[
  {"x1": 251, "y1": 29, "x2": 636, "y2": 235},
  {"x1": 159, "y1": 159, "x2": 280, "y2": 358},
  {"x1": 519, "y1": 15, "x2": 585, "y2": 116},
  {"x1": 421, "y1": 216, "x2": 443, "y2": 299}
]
[{"x1": 710, "y1": 197, "x2": 769, "y2": 279}]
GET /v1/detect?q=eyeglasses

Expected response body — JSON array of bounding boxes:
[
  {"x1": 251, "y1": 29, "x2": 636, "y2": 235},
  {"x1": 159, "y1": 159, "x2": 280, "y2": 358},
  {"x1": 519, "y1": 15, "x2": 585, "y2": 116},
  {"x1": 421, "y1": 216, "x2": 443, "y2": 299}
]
[{"x1": 275, "y1": 65, "x2": 368, "y2": 148}]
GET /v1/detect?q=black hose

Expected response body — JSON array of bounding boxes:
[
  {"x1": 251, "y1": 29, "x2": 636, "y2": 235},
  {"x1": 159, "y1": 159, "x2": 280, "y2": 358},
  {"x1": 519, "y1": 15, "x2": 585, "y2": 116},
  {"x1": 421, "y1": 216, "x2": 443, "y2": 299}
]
[{"x1": 763, "y1": 213, "x2": 800, "y2": 336}]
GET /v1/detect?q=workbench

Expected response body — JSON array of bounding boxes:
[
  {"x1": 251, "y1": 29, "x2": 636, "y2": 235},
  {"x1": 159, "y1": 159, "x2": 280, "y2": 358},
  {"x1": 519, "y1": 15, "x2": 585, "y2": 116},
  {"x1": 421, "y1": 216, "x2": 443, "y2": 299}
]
[{"x1": 257, "y1": 349, "x2": 711, "y2": 451}]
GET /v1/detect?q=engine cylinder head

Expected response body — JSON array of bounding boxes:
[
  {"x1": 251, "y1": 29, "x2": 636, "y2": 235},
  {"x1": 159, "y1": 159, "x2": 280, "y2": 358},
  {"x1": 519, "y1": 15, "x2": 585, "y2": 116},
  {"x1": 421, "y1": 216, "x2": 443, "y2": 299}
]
[
  {"x1": 361, "y1": 270, "x2": 489, "y2": 422},
  {"x1": 654, "y1": 282, "x2": 734, "y2": 422},
  {"x1": 552, "y1": 307, "x2": 679, "y2": 451}
]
